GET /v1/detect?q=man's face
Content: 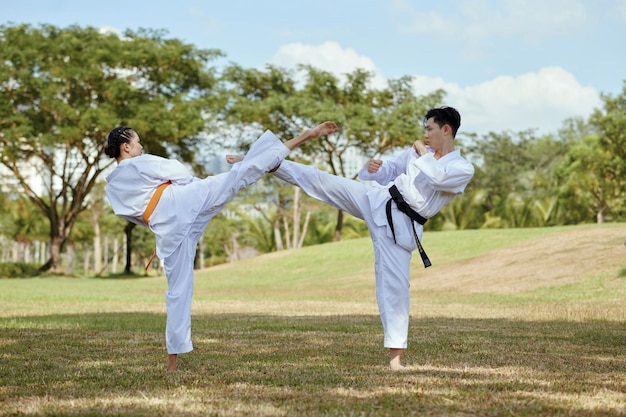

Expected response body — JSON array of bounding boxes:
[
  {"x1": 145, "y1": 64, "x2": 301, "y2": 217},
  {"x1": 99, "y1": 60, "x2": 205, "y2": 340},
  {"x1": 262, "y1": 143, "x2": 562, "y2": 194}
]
[{"x1": 423, "y1": 117, "x2": 444, "y2": 149}]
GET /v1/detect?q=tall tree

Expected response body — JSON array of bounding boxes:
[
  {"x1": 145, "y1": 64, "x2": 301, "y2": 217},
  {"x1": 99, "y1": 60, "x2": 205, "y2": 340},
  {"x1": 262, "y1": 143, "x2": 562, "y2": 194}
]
[
  {"x1": 0, "y1": 24, "x2": 223, "y2": 272},
  {"x1": 555, "y1": 121, "x2": 618, "y2": 224},
  {"x1": 221, "y1": 64, "x2": 442, "y2": 240},
  {"x1": 587, "y1": 82, "x2": 626, "y2": 221},
  {"x1": 465, "y1": 129, "x2": 570, "y2": 227}
]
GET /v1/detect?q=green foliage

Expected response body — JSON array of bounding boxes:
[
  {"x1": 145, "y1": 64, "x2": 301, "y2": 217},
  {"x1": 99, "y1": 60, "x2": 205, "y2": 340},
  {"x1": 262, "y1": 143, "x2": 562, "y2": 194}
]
[
  {"x1": 0, "y1": 196, "x2": 48, "y2": 241},
  {"x1": 464, "y1": 129, "x2": 574, "y2": 228},
  {"x1": 0, "y1": 23, "x2": 223, "y2": 271},
  {"x1": 222, "y1": 64, "x2": 444, "y2": 171},
  {"x1": 553, "y1": 89, "x2": 626, "y2": 224},
  {"x1": 201, "y1": 212, "x2": 241, "y2": 266},
  {"x1": 0, "y1": 23, "x2": 624, "y2": 272},
  {"x1": 0, "y1": 262, "x2": 40, "y2": 277},
  {"x1": 219, "y1": 64, "x2": 444, "y2": 238},
  {"x1": 588, "y1": 82, "x2": 626, "y2": 219},
  {"x1": 132, "y1": 225, "x2": 156, "y2": 263}
]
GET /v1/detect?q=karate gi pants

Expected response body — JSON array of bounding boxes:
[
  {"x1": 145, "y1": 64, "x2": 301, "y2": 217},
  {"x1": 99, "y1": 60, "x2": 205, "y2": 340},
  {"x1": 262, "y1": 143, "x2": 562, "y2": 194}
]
[
  {"x1": 273, "y1": 160, "x2": 414, "y2": 349},
  {"x1": 161, "y1": 131, "x2": 289, "y2": 354}
]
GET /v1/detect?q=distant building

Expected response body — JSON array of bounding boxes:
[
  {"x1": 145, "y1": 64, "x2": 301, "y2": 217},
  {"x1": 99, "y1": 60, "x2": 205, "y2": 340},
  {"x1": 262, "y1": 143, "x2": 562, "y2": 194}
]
[
  {"x1": 341, "y1": 147, "x2": 369, "y2": 179},
  {"x1": 0, "y1": 158, "x2": 46, "y2": 196}
]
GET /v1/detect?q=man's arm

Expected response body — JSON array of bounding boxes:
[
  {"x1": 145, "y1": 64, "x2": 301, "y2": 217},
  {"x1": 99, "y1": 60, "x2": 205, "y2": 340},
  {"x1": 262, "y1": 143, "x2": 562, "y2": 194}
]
[{"x1": 358, "y1": 147, "x2": 414, "y2": 184}]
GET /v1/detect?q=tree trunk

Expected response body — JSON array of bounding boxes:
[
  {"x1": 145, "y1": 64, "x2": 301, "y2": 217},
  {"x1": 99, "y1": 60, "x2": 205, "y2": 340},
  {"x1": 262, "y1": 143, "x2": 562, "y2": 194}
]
[
  {"x1": 273, "y1": 220, "x2": 283, "y2": 251},
  {"x1": 93, "y1": 225, "x2": 102, "y2": 273},
  {"x1": 195, "y1": 240, "x2": 204, "y2": 269},
  {"x1": 597, "y1": 207, "x2": 605, "y2": 224},
  {"x1": 297, "y1": 211, "x2": 311, "y2": 248},
  {"x1": 23, "y1": 243, "x2": 31, "y2": 263},
  {"x1": 333, "y1": 209, "x2": 344, "y2": 241},
  {"x1": 40, "y1": 241, "x2": 47, "y2": 264},
  {"x1": 283, "y1": 216, "x2": 292, "y2": 248},
  {"x1": 112, "y1": 237, "x2": 119, "y2": 274},
  {"x1": 84, "y1": 248, "x2": 91, "y2": 275},
  {"x1": 11, "y1": 241, "x2": 18, "y2": 262},
  {"x1": 124, "y1": 222, "x2": 136, "y2": 274},
  {"x1": 225, "y1": 233, "x2": 240, "y2": 262},
  {"x1": 292, "y1": 187, "x2": 301, "y2": 247},
  {"x1": 47, "y1": 235, "x2": 64, "y2": 273},
  {"x1": 103, "y1": 236, "x2": 109, "y2": 274},
  {"x1": 65, "y1": 243, "x2": 74, "y2": 274}
]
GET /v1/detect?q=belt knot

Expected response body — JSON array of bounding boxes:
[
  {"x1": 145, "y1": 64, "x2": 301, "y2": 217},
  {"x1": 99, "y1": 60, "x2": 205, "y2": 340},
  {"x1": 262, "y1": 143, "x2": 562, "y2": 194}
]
[{"x1": 385, "y1": 185, "x2": 431, "y2": 268}]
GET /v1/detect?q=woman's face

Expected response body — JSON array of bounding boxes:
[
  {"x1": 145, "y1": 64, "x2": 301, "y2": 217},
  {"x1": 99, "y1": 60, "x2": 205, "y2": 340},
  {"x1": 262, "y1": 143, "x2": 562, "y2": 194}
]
[{"x1": 125, "y1": 131, "x2": 144, "y2": 158}]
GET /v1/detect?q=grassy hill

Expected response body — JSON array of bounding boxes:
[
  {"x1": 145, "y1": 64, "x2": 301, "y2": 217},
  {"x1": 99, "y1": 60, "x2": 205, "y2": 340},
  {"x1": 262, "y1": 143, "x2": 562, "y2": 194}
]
[
  {"x1": 188, "y1": 223, "x2": 626, "y2": 321},
  {"x1": 2, "y1": 223, "x2": 625, "y2": 320}
]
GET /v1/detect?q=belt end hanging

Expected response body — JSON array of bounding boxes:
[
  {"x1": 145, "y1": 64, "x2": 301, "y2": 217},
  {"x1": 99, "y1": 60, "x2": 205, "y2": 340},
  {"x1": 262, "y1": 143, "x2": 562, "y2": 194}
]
[{"x1": 145, "y1": 249, "x2": 157, "y2": 271}]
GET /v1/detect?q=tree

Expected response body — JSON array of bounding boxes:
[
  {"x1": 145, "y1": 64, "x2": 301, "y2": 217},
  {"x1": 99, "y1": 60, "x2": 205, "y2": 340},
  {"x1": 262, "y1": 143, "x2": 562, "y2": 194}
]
[
  {"x1": 220, "y1": 64, "x2": 443, "y2": 241},
  {"x1": 0, "y1": 195, "x2": 48, "y2": 262},
  {"x1": 465, "y1": 129, "x2": 570, "y2": 227},
  {"x1": 0, "y1": 24, "x2": 223, "y2": 272},
  {"x1": 587, "y1": 82, "x2": 626, "y2": 221},
  {"x1": 555, "y1": 131, "x2": 613, "y2": 224}
]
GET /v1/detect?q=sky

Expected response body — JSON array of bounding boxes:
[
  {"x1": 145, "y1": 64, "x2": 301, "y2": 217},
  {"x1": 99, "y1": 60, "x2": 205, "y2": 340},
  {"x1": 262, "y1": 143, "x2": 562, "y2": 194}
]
[{"x1": 2, "y1": 0, "x2": 625, "y2": 137}]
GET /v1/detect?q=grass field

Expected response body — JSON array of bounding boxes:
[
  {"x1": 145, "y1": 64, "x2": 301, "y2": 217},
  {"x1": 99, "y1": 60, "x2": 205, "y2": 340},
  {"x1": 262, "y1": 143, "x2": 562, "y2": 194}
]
[{"x1": 1, "y1": 224, "x2": 625, "y2": 416}]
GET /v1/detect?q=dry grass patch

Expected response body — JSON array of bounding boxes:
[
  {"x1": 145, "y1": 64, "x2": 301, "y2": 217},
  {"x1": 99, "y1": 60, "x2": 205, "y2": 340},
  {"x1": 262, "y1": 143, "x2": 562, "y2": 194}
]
[
  {"x1": 1, "y1": 314, "x2": 625, "y2": 416},
  {"x1": 417, "y1": 225, "x2": 625, "y2": 294}
]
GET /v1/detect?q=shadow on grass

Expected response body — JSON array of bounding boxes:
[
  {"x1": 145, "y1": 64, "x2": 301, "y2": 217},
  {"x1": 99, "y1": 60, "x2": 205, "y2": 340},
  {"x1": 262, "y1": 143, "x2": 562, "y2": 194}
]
[
  {"x1": 1, "y1": 313, "x2": 625, "y2": 416},
  {"x1": 90, "y1": 271, "x2": 156, "y2": 280}
]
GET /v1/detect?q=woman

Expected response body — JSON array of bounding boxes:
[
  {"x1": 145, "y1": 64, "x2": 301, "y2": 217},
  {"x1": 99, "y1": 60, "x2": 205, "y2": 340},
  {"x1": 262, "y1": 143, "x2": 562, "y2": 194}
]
[{"x1": 104, "y1": 121, "x2": 338, "y2": 371}]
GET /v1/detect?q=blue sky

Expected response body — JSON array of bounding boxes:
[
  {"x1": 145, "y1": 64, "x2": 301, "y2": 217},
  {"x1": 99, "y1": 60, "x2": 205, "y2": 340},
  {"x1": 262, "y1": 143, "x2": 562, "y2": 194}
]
[{"x1": 3, "y1": 0, "x2": 625, "y2": 136}]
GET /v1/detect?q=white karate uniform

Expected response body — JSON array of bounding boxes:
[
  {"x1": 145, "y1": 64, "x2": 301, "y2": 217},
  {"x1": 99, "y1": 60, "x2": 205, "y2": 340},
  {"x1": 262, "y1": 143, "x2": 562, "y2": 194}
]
[
  {"x1": 105, "y1": 131, "x2": 290, "y2": 354},
  {"x1": 273, "y1": 147, "x2": 474, "y2": 348}
]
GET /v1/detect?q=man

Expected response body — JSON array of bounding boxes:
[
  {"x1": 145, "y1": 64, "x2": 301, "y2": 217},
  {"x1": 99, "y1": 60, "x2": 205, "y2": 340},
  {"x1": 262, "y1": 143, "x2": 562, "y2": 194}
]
[
  {"x1": 104, "y1": 121, "x2": 338, "y2": 371},
  {"x1": 256, "y1": 107, "x2": 474, "y2": 370}
]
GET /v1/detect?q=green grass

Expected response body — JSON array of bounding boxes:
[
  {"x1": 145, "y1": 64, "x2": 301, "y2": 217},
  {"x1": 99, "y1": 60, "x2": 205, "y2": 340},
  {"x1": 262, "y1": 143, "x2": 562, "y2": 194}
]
[{"x1": 1, "y1": 225, "x2": 625, "y2": 416}]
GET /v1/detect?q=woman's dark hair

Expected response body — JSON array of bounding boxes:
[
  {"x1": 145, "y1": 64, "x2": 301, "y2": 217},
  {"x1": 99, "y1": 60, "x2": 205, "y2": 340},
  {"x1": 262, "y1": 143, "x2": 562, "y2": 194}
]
[
  {"x1": 424, "y1": 106, "x2": 461, "y2": 137},
  {"x1": 104, "y1": 126, "x2": 134, "y2": 158}
]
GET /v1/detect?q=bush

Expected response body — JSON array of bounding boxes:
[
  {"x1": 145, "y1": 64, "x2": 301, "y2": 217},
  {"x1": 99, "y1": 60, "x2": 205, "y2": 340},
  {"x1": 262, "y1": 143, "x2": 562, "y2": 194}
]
[{"x1": 0, "y1": 262, "x2": 41, "y2": 278}]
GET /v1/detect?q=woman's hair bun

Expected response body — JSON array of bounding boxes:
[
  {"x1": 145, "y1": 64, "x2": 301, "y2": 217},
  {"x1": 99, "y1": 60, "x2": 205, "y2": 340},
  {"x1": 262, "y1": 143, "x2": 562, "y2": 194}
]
[{"x1": 104, "y1": 126, "x2": 133, "y2": 159}]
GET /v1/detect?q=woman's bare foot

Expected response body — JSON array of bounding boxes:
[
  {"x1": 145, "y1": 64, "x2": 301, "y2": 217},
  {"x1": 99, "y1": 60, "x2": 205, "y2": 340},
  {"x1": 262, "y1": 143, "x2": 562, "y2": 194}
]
[
  {"x1": 310, "y1": 121, "x2": 339, "y2": 138},
  {"x1": 389, "y1": 348, "x2": 406, "y2": 371},
  {"x1": 167, "y1": 354, "x2": 177, "y2": 372},
  {"x1": 283, "y1": 121, "x2": 338, "y2": 150},
  {"x1": 226, "y1": 122, "x2": 338, "y2": 165}
]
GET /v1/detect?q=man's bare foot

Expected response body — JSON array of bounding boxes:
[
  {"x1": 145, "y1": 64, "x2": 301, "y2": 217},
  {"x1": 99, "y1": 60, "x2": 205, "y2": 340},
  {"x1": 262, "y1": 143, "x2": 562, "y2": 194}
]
[
  {"x1": 225, "y1": 154, "x2": 243, "y2": 164},
  {"x1": 167, "y1": 354, "x2": 177, "y2": 372},
  {"x1": 389, "y1": 348, "x2": 406, "y2": 371}
]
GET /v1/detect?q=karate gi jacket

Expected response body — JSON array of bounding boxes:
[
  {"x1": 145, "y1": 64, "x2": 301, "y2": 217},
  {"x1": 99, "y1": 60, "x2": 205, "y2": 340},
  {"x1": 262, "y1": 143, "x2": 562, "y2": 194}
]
[
  {"x1": 358, "y1": 147, "x2": 474, "y2": 251},
  {"x1": 105, "y1": 154, "x2": 206, "y2": 259}
]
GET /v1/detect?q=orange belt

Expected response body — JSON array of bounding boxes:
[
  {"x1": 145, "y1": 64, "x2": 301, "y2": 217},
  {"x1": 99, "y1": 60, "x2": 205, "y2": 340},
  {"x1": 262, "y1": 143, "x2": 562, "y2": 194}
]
[
  {"x1": 143, "y1": 181, "x2": 171, "y2": 271},
  {"x1": 143, "y1": 181, "x2": 171, "y2": 225}
]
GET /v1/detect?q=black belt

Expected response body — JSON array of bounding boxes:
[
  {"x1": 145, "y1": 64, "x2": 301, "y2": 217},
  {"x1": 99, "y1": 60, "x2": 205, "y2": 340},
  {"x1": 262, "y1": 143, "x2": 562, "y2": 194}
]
[{"x1": 385, "y1": 185, "x2": 432, "y2": 268}]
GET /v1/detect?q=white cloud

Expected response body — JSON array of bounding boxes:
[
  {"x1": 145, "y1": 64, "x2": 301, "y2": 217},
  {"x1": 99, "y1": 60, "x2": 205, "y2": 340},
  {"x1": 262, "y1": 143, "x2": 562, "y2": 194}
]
[
  {"x1": 271, "y1": 41, "x2": 388, "y2": 88},
  {"x1": 270, "y1": 42, "x2": 601, "y2": 136},
  {"x1": 414, "y1": 67, "x2": 602, "y2": 135},
  {"x1": 98, "y1": 25, "x2": 122, "y2": 37}
]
